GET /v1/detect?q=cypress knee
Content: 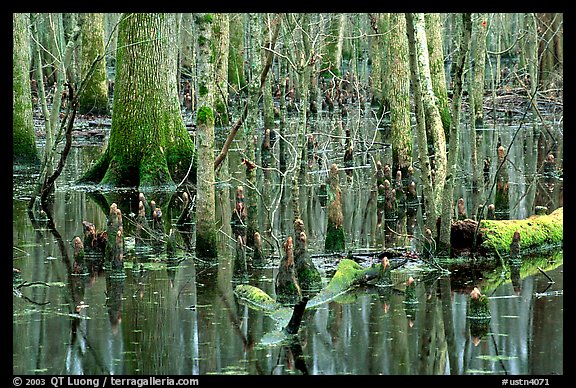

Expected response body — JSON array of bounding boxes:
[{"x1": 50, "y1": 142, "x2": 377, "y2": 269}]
[{"x1": 275, "y1": 237, "x2": 301, "y2": 305}]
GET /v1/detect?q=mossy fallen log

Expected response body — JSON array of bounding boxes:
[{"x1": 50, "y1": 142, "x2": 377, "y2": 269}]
[
  {"x1": 450, "y1": 207, "x2": 562, "y2": 258},
  {"x1": 233, "y1": 258, "x2": 387, "y2": 343}
]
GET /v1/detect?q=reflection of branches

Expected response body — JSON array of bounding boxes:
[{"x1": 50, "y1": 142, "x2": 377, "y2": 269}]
[{"x1": 13, "y1": 281, "x2": 51, "y2": 305}]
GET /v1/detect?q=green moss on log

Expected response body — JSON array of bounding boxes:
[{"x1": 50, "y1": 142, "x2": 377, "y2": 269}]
[
  {"x1": 234, "y1": 259, "x2": 385, "y2": 312},
  {"x1": 307, "y1": 259, "x2": 383, "y2": 308},
  {"x1": 479, "y1": 207, "x2": 563, "y2": 256},
  {"x1": 234, "y1": 284, "x2": 281, "y2": 312},
  {"x1": 197, "y1": 106, "x2": 214, "y2": 126}
]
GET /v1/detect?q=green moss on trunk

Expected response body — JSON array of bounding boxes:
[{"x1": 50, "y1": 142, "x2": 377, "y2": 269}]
[
  {"x1": 196, "y1": 227, "x2": 218, "y2": 259},
  {"x1": 325, "y1": 222, "x2": 346, "y2": 253}
]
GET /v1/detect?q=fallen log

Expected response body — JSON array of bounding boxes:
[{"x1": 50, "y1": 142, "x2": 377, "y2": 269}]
[
  {"x1": 234, "y1": 258, "x2": 387, "y2": 343},
  {"x1": 450, "y1": 207, "x2": 562, "y2": 258}
]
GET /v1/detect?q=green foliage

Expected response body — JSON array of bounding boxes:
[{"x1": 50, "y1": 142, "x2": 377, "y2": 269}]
[
  {"x1": 198, "y1": 83, "x2": 209, "y2": 97},
  {"x1": 197, "y1": 106, "x2": 214, "y2": 126}
]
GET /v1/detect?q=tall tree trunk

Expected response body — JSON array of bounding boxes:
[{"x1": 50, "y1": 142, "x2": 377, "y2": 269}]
[
  {"x1": 194, "y1": 13, "x2": 218, "y2": 259},
  {"x1": 79, "y1": 13, "x2": 196, "y2": 189},
  {"x1": 439, "y1": 13, "x2": 472, "y2": 253},
  {"x1": 334, "y1": 14, "x2": 347, "y2": 75},
  {"x1": 262, "y1": 14, "x2": 275, "y2": 130},
  {"x1": 387, "y1": 13, "x2": 412, "y2": 174},
  {"x1": 13, "y1": 13, "x2": 39, "y2": 164},
  {"x1": 405, "y1": 13, "x2": 436, "y2": 232},
  {"x1": 79, "y1": 13, "x2": 109, "y2": 115},
  {"x1": 425, "y1": 13, "x2": 450, "y2": 138},
  {"x1": 244, "y1": 13, "x2": 263, "y2": 247},
  {"x1": 410, "y1": 12, "x2": 447, "y2": 217},
  {"x1": 228, "y1": 13, "x2": 247, "y2": 95},
  {"x1": 472, "y1": 13, "x2": 488, "y2": 126},
  {"x1": 368, "y1": 13, "x2": 383, "y2": 107},
  {"x1": 523, "y1": 13, "x2": 538, "y2": 114},
  {"x1": 214, "y1": 13, "x2": 230, "y2": 127}
]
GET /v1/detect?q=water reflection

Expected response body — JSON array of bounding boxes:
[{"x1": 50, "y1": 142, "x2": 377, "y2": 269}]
[{"x1": 13, "y1": 111, "x2": 562, "y2": 375}]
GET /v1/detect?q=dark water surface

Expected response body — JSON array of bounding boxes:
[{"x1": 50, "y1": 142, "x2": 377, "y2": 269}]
[{"x1": 13, "y1": 108, "x2": 563, "y2": 375}]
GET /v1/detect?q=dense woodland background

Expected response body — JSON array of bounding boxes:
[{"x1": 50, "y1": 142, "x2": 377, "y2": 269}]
[{"x1": 12, "y1": 13, "x2": 563, "y2": 258}]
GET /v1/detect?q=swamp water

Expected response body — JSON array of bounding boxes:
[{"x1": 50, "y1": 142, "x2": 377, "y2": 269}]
[{"x1": 13, "y1": 107, "x2": 563, "y2": 375}]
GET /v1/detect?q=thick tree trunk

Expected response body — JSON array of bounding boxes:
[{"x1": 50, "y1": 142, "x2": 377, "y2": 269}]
[
  {"x1": 387, "y1": 13, "x2": 412, "y2": 173},
  {"x1": 425, "y1": 13, "x2": 450, "y2": 137},
  {"x1": 228, "y1": 13, "x2": 246, "y2": 94},
  {"x1": 13, "y1": 13, "x2": 39, "y2": 164},
  {"x1": 411, "y1": 12, "x2": 447, "y2": 216},
  {"x1": 79, "y1": 13, "x2": 109, "y2": 115},
  {"x1": 244, "y1": 13, "x2": 263, "y2": 247},
  {"x1": 214, "y1": 13, "x2": 229, "y2": 127},
  {"x1": 439, "y1": 13, "x2": 472, "y2": 252},
  {"x1": 195, "y1": 13, "x2": 218, "y2": 259},
  {"x1": 405, "y1": 13, "x2": 436, "y2": 232},
  {"x1": 472, "y1": 13, "x2": 488, "y2": 126},
  {"x1": 79, "y1": 13, "x2": 195, "y2": 189}
]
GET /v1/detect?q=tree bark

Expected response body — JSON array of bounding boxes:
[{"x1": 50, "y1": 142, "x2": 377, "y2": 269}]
[
  {"x1": 425, "y1": 13, "x2": 450, "y2": 137},
  {"x1": 410, "y1": 12, "x2": 447, "y2": 216},
  {"x1": 214, "y1": 13, "x2": 229, "y2": 127},
  {"x1": 387, "y1": 13, "x2": 412, "y2": 173},
  {"x1": 439, "y1": 13, "x2": 472, "y2": 252},
  {"x1": 405, "y1": 13, "x2": 436, "y2": 232},
  {"x1": 472, "y1": 13, "x2": 488, "y2": 126},
  {"x1": 13, "y1": 13, "x2": 38, "y2": 164},
  {"x1": 79, "y1": 13, "x2": 109, "y2": 115},
  {"x1": 79, "y1": 13, "x2": 195, "y2": 189},
  {"x1": 195, "y1": 13, "x2": 218, "y2": 259}
]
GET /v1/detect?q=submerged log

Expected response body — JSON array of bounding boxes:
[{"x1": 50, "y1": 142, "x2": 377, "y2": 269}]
[
  {"x1": 234, "y1": 258, "x2": 389, "y2": 346},
  {"x1": 450, "y1": 207, "x2": 562, "y2": 258}
]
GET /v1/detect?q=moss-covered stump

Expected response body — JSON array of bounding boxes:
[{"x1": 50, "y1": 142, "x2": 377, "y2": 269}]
[
  {"x1": 294, "y1": 223, "x2": 322, "y2": 294},
  {"x1": 251, "y1": 232, "x2": 266, "y2": 268},
  {"x1": 450, "y1": 207, "x2": 563, "y2": 258},
  {"x1": 468, "y1": 287, "x2": 491, "y2": 319},
  {"x1": 275, "y1": 237, "x2": 302, "y2": 305},
  {"x1": 325, "y1": 164, "x2": 346, "y2": 253},
  {"x1": 325, "y1": 223, "x2": 346, "y2": 253}
]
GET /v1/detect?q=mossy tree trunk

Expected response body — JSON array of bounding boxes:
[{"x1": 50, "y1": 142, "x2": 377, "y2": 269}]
[
  {"x1": 79, "y1": 13, "x2": 109, "y2": 115},
  {"x1": 387, "y1": 13, "x2": 412, "y2": 174},
  {"x1": 425, "y1": 13, "x2": 450, "y2": 138},
  {"x1": 13, "y1": 13, "x2": 39, "y2": 165},
  {"x1": 439, "y1": 13, "x2": 472, "y2": 254},
  {"x1": 244, "y1": 13, "x2": 263, "y2": 247},
  {"x1": 194, "y1": 13, "x2": 218, "y2": 259},
  {"x1": 79, "y1": 13, "x2": 196, "y2": 190},
  {"x1": 368, "y1": 13, "x2": 387, "y2": 109},
  {"x1": 261, "y1": 14, "x2": 276, "y2": 130},
  {"x1": 228, "y1": 13, "x2": 246, "y2": 95},
  {"x1": 471, "y1": 13, "x2": 488, "y2": 126},
  {"x1": 213, "y1": 13, "x2": 229, "y2": 127},
  {"x1": 406, "y1": 13, "x2": 436, "y2": 232},
  {"x1": 322, "y1": 13, "x2": 345, "y2": 77},
  {"x1": 284, "y1": 13, "x2": 313, "y2": 225},
  {"x1": 409, "y1": 12, "x2": 447, "y2": 218}
]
